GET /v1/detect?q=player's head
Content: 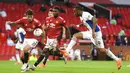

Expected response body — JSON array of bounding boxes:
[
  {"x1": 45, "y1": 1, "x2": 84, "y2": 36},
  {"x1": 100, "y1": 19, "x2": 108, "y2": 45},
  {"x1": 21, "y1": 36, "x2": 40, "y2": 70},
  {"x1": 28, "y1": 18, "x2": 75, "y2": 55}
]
[
  {"x1": 48, "y1": 8, "x2": 53, "y2": 17},
  {"x1": 52, "y1": 7, "x2": 59, "y2": 18},
  {"x1": 73, "y1": 5, "x2": 83, "y2": 17},
  {"x1": 25, "y1": 9, "x2": 34, "y2": 22}
]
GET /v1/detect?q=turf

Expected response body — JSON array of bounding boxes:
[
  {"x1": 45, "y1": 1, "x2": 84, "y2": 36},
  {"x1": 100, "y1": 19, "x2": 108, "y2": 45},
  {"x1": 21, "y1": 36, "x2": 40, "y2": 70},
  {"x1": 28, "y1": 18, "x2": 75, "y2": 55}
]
[{"x1": 0, "y1": 60, "x2": 129, "y2": 73}]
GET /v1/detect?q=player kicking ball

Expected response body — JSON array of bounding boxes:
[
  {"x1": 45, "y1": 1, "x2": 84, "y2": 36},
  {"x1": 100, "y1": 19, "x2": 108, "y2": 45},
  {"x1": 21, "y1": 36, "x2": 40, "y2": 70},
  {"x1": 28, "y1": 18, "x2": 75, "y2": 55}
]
[
  {"x1": 19, "y1": 28, "x2": 45, "y2": 72},
  {"x1": 61, "y1": 5, "x2": 122, "y2": 70},
  {"x1": 29, "y1": 7, "x2": 68, "y2": 71}
]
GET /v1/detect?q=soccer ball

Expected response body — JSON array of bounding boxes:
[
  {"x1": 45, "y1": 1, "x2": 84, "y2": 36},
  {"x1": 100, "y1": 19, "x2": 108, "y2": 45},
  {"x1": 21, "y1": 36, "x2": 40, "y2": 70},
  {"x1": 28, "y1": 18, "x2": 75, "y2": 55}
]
[{"x1": 33, "y1": 28, "x2": 43, "y2": 37}]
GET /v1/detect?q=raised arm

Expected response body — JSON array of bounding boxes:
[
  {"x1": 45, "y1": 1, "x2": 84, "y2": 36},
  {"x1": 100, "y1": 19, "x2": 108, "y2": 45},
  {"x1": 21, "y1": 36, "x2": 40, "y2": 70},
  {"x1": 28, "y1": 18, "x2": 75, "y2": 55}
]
[{"x1": 92, "y1": 16, "x2": 97, "y2": 32}]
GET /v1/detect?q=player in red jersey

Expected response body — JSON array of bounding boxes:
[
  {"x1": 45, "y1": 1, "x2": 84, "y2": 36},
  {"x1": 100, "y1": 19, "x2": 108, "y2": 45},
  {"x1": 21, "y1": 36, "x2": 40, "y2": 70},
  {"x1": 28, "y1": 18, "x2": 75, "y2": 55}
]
[
  {"x1": 8, "y1": 9, "x2": 41, "y2": 38},
  {"x1": 36, "y1": 8, "x2": 54, "y2": 67},
  {"x1": 7, "y1": 9, "x2": 44, "y2": 72},
  {"x1": 29, "y1": 7, "x2": 68, "y2": 70}
]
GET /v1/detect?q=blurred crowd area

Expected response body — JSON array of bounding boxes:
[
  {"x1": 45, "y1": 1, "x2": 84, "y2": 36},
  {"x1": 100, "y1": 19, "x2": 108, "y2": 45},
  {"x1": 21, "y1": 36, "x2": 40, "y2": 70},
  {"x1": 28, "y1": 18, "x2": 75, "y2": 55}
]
[{"x1": 0, "y1": 2, "x2": 130, "y2": 46}]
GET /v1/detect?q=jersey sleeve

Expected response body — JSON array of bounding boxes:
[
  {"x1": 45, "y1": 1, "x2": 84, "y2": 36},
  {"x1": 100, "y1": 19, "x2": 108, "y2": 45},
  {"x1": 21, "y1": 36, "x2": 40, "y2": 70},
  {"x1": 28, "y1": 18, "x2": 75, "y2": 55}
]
[
  {"x1": 37, "y1": 21, "x2": 42, "y2": 28},
  {"x1": 83, "y1": 12, "x2": 93, "y2": 21},
  {"x1": 15, "y1": 18, "x2": 24, "y2": 24},
  {"x1": 60, "y1": 17, "x2": 66, "y2": 26},
  {"x1": 34, "y1": 19, "x2": 42, "y2": 28},
  {"x1": 45, "y1": 17, "x2": 50, "y2": 25}
]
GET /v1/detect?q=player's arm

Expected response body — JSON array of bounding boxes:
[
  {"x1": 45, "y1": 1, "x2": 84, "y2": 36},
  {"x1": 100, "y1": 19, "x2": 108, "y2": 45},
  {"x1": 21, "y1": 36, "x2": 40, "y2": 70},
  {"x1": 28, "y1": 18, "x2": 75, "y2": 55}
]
[
  {"x1": 42, "y1": 24, "x2": 48, "y2": 30},
  {"x1": 6, "y1": 21, "x2": 17, "y2": 26},
  {"x1": 62, "y1": 26, "x2": 66, "y2": 39},
  {"x1": 29, "y1": 19, "x2": 42, "y2": 32},
  {"x1": 8, "y1": 17, "x2": 25, "y2": 26},
  {"x1": 92, "y1": 16, "x2": 97, "y2": 38},
  {"x1": 61, "y1": 18, "x2": 66, "y2": 39},
  {"x1": 41, "y1": 29, "x2": 46, "y2": 45}
]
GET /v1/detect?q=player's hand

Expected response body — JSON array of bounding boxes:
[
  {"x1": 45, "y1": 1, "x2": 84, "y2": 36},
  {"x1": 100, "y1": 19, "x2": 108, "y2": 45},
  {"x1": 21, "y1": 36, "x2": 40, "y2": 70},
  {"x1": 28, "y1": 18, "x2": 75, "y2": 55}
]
[
  {"x1": 42, "y1": 25, "x2": 48, "y2": 30},
  {"x1": 6, "y1": 21, "x2": 12, "y2": 24}
]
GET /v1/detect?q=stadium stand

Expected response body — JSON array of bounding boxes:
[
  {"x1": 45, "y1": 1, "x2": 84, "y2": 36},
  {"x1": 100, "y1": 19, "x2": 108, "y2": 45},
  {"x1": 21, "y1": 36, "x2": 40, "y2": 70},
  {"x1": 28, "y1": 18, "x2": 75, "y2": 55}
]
[{"x1": 0, "y1": 0, "x2": 130, "y2": 60}]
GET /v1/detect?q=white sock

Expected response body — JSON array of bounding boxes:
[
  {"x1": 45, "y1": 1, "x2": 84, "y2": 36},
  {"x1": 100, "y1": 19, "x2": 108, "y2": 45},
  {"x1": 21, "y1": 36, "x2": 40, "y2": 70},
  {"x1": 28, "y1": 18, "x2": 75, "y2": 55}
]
[
  {"x1": 106, "y1": 49, "x2": 119, "y2": 61},
  {"x1": 21, "y1": 63, "x2": 28, "y2": 70},
  {"x1": 33, "y1": 65, "x2": 36, "y2": 68},
  {"x1": 16, "y1": 53, "x2": 21, "y2": 63},
  {"x1": 66, "y1": 37, "x2": 77, "y2": 53}
]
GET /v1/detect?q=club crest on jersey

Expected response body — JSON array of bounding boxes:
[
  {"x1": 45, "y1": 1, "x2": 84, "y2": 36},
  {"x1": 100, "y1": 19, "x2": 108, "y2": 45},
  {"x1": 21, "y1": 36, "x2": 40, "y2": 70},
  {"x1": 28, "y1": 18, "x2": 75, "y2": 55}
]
[{"x1": 56, "y1": 21, "x2": 59, "y2": 24}]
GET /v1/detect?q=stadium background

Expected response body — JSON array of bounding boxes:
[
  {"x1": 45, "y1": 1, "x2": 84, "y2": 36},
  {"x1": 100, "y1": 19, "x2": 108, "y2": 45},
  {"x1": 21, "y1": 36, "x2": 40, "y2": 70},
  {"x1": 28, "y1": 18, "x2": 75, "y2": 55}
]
[{"x1": 0, "y1": 0, "x2": 130, "y2": 61}]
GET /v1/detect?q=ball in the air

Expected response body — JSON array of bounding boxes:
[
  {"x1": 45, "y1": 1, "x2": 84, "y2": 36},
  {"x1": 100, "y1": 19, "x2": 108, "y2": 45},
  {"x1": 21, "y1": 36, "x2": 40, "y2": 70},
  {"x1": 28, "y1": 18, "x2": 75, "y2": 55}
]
[{"x1": 33, "y1": 28, "x2": 43, "y2": 37}]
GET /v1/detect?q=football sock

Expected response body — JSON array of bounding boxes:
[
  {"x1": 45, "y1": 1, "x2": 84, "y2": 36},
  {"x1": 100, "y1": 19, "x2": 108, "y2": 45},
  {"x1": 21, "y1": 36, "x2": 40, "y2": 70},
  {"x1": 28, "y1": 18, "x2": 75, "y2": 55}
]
[
  {"x1": 24, "y1": 52, "x2": 29, "y2": 63},
  {"x1": 106, "y1": 49, "x2": 119, "y2": 61},
  {"x1": 20, "y1": 58, "x2": 24, "y2": 64},
  {"x1": 43, "y1": 55, "x2": 49, "y2": 65},
  {"x1": 66, "y1": 37, "x2": 77, "y2": 53},
  {"x1": 34, "y1": 54, "x2": 45, "y2": 67},
  {"x1": 16, "y1": 53, "x2": 21, "y2": 63}
]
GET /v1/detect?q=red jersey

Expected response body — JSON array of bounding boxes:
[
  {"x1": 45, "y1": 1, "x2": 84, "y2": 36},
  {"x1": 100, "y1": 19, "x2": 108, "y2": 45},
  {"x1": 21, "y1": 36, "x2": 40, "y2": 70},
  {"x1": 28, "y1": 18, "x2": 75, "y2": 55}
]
[
  {"x1": 45, "y1": 17, "x2": 51, "y2": 24},
  {"x1": 45, "y1": 16, "x2": 65, "y2": 38},
  {"x1": 15, "y1": 17, "x2": 41, "y2": 38}
]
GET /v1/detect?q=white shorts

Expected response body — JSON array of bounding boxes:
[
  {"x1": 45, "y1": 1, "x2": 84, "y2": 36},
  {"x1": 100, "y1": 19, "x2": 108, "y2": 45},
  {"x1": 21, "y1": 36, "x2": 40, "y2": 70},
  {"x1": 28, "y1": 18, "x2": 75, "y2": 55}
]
[
  {"x1": 15, "y1": 40, "x2": 27, "y2": 51},
  {"x1": 45, "y1": 38, "x2": 57, "y2": 50},
  {"x1": 81, "y1": 31, "x2": 104, "y2": 48},
  {"x1": 15, "y1": 38, "x2": 38, "y2": 51}
]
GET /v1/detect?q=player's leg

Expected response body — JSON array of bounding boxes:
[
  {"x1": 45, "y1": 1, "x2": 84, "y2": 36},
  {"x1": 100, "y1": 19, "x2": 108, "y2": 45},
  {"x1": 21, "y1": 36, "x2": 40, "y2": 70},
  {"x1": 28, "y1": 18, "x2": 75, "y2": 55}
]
[
  {"x1": 98, "y1": 46, "x2": 122, "y2": 70},
  {"x1": 15, "y1": 41, "x2": 25, "y2": 64},
  {"x1": 57, "y1": 47, "x2": 67, "y2": 64},
  {"x1": 98, "y1": 47, "x2": 121, "y2": 70},
  {"x1": 66, "y1": 32, "x2": 83, "y2": 53},
  {"x1": 61, "y1": 31, "x2": 90, "y2": 57},
  {"x1": 20, "y1": 50, "x2": 24, "y2": 64},
  {"x1": 14, "y1": 27, "x2": 26, "y2": 64},
  {"x1": 21, "y1": 44, "x2": 31, "y2": 72},
  {"x1": 34, "y1": 48, "x2": 49, "y2": 67},
  {"x1": 51, "y1": 39, "x2": 67, "y2": 63},
  {"x1": 60, "y1": 32, "x2": 83, "y2": 58},
  {"x1": 23, "y1": 39, "x2": 38, "y2": 64},
  {"x1": 21, "y1": 39, "x2": 38, "y2": 72},
  {"x1": 29, "y1": 48, "x2": 49, "y2": 70},
  {"x1": 30, "y1": 39, "x2": 52, "y2": 69},
  {"x1": 43, "y1": 54, "x2": 49, "y2": 66},
  {"x1": 38, "y1": 53, "x2": 50, "y2": 67},
  {"x1": 15, "y1": 49, "x2": 21, "y2": 64},
  {"x1": 95, "y1": 31, "x2": 122, "y2": 70}
]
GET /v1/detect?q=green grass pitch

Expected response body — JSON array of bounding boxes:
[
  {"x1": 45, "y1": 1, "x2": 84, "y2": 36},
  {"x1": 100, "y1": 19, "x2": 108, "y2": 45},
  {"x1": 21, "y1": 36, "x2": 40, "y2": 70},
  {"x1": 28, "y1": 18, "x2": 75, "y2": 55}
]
[{"x1": 0, "y1": 60, "x2": 129, "y2": 73}]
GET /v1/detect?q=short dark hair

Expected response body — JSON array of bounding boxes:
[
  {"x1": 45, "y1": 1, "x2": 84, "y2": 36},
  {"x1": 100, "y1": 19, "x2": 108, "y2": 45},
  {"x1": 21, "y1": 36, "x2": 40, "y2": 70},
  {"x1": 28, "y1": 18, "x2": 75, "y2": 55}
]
[
  {"x1": 26, "y1": 9, "x2": 33, "y2": 15},
  {"x1": 53, "y1": 6, "x2": 60, "y2": 11},
  {"x1": 49, "y1": 8, "x2": 53, "y2": 12},
  {"x1": 74, "y1": 5, "x2": 83, "y2": 11}
]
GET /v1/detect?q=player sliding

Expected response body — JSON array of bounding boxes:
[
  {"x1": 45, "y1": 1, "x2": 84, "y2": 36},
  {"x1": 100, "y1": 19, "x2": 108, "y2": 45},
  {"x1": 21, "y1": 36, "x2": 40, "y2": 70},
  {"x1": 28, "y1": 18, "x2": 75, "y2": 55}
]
[{"x1": 62, "y1": 5, "x2": 122, "y2": 70}]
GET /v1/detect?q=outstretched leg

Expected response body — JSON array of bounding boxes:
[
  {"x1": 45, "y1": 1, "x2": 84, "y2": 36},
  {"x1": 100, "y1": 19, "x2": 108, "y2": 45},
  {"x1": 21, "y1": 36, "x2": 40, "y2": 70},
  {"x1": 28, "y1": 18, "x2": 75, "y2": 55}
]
[
  {"x1": 61, "y1": 32, "x2": 83, "y2": 57},
  {"x1": 29, "y1": 48, "x2": 49, "y2": 70},
  {"x1": 98, "y1": 48, "x2": 122, "y2": 70}
]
